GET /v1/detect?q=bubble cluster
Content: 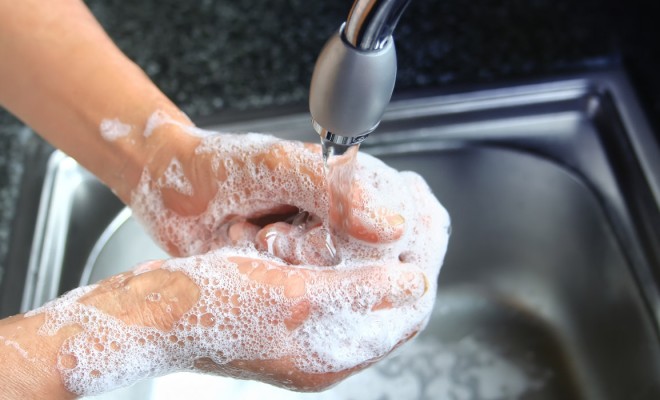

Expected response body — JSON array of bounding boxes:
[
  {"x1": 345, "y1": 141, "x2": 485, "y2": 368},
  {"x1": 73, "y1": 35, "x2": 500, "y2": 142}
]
[
  {"x1": 33, "y1": 110, "x2": 451, "y2": 395},
  {"x1": 131, "y1": 131, "x2": 331, "y2": 256},
  {"x1": 157, "y1": 158, "x2": 194, "y2": 196},
  {"x1": 99, "y1": 118, "x2": 132, "y2": 141}
]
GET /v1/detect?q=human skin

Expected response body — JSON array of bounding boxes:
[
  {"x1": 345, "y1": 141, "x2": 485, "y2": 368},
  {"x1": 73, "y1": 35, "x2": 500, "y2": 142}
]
[
  {"x1": 0, "y1": 0, "x2": 448, "y2": 398},
  {"x1": 0, "y1": 123, "x2": 445, "y2": 397}
]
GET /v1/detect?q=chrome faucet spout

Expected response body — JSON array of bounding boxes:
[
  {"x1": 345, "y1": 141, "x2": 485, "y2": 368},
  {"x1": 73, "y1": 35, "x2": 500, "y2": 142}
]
[
  {"x1": 345, "y1": 0, "x2": 412, "y2": 51},
  {"x1": 309, "y1": 0, "x2": 412, "y2": 148}
]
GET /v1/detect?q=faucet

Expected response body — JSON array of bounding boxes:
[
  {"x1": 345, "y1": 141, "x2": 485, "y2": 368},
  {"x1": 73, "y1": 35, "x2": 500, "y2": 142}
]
[{"x1": 309, "y1": 0, "x2": 412, "y2": 158}]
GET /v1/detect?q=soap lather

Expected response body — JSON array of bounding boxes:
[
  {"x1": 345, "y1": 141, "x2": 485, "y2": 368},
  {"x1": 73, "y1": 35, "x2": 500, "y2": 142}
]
[{"x1": 309, "y1": 0, "x2": 412, "y2": 160}]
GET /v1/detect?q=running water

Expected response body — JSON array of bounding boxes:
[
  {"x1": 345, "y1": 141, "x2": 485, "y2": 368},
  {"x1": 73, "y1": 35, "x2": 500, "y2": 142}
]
[
  {"x1": 321, "y1": 138, "x2": 360, "y2": 242},
  {"x1": 235, "y1": 139, "x2": 359, "y2": 267}
]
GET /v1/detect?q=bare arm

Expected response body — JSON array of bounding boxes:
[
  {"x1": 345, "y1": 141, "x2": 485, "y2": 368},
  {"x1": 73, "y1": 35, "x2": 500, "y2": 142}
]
[
  {"x1": 0, "y1": 0, "x2": 191, "y2": 203},
  {"x1": 0, "y1": 313, "x2": 75, "y2": 399},
  {"x1": 0, "y1": 260, "x2": 190, "y2": 400},
  {"x1": 0, "y1": 2, "x2": 191, "y2": 395},
  {"x1": 0, "y1": 1, "x2": 448, "y2": 398}
]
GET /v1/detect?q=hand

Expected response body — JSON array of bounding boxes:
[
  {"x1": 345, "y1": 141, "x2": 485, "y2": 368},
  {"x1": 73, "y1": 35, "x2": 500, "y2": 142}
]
[
  {"x1": 28, "y1": 133, "x2": 450, "y2": 395},
  {"x1": 130, "y1": 112, "x2": 415, "y2": 257},
  {"x1": 47, "y1": 250, "x2": 427, "y2": 394}
]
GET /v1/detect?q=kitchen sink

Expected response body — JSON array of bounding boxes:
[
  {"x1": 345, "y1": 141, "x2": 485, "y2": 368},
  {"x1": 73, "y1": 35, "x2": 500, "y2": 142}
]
[{"x1": 7, "y1": 71, "x2": 660, "y2": 399}]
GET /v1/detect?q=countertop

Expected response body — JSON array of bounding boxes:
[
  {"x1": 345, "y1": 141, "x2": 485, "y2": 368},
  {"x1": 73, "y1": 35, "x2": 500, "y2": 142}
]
[{"x1": 0, "y1": 0, "x2": 658, "y2": 282}]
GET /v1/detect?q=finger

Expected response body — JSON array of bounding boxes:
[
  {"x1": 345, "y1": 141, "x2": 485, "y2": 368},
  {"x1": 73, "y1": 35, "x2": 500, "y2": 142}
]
[
  {"x1": 334, "y1": 183, "x2": 406, "y2": 243},
  {"x1": 370, "y1": 264, "x2": 429, "y2": 311},
  {"x1": 400, "y1": 171, "x2": 451, "y2": 277},
  {"x1": 370, "y1": 265, "x2": 429, "y2": 311},
  {"x1": 253, "y1": 141, "x2": 326, "y2": 188},
  {"x1": 255, "y1": 222, "x2": 297, "y2": 263},
  {"x1": 195, "y1": 356, "x2": 361, "y2": 393},
  {"x1": 328, "y1": 152, "x2": 409, "y2": 243},
  {"x1": 295, "y1": 226, "x2": 338, "y2": 266},
  {"x1": 255, "y1": 222, "x2": 338, "y2": 266},
  {"x1": 227, "y1": 221, "x2": 260, "y2": 246},
  {"x1": 311, "y1": 263, "x2": 428, "y2": 313}
]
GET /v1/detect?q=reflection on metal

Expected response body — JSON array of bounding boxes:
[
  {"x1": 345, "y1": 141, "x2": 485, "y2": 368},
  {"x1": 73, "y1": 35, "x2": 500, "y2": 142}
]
[{"x1": 344, "y1": 0, "x2": 412, "y2": 51}]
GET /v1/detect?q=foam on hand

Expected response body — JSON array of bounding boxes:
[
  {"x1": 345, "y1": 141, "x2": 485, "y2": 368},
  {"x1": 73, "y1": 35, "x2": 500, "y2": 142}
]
[
  {"x1": 33, "y1": 110, "x2": 451, "y2": 396},
  {"x1": 99, "y1": 118, "x2": 132, "y2": 141},
  {"x1": 157, "y1": 158, "x2": 194, "y2": 196}
]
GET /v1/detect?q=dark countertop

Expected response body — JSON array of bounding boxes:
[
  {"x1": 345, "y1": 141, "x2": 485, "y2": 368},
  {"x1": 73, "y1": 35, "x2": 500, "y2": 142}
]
[{"x1": 0, "y1": 0, "x2": 659, "y2": 281}]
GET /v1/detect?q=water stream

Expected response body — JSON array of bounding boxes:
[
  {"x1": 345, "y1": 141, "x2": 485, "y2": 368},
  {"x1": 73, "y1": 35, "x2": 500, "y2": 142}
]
[{"x1": 321, "y1": 139, "x2": 360, "y2": 256}]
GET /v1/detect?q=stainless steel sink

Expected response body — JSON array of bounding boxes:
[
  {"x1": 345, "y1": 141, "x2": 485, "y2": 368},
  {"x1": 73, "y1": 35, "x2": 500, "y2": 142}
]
[{"x1": 14, "y1": 71, "x2": 660, "y2": 399}]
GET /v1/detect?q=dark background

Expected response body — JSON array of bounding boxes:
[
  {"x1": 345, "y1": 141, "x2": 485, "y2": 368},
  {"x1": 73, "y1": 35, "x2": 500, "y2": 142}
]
[{"x1": 0, "y1": 0, "x2": 658, "y2": 277}]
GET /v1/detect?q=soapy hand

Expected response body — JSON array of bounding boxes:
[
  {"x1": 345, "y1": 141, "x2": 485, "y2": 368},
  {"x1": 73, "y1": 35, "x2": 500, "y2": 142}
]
[
  {"x1": 47, "y1": 248, "x2": 428, "y2": 394},
  {"x1": 28, "y1": 112, "x2": 450, "y2": 396},
  {"x1": 131, "y1": 113, "x2": 414, "y2": 258},
  {"x1": 37, "y1": 156, "x2": 449, "y2": 394}
]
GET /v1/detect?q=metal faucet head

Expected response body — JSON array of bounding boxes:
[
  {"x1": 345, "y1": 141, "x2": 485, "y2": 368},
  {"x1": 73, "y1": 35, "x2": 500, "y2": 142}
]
[{"x1": 309, "y1": 0, "x2": 412, "y2": 149}]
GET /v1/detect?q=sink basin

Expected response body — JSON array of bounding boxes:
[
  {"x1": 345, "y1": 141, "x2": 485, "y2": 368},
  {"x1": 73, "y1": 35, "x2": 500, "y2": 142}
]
[{"x1": 11, "y1": 71, "x2": 660, "y2": 399}]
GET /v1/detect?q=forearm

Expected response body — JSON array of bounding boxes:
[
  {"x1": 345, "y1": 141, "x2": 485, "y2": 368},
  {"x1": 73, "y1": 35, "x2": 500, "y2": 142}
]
[
  {"x1": 0, "y1": 0, "x2": 190, "y2": 202},
  {"x1": 0, "y1": 314, "x2": 76, "y2": 400},
  {"x1": 0, "y1": 260, "x2": 181, "y2": 399}
]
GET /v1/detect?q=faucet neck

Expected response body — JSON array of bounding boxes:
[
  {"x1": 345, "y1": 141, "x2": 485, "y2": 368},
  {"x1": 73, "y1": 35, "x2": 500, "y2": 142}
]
[{"x1": 344, "y1": 0, "x2": 412, "y2": 51}]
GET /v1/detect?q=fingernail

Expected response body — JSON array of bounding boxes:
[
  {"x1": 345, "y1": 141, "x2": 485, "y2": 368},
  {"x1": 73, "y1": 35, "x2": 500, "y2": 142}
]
[
  {"x1": 387, "y1": 213, "x2": 405, "y2": 227},
  {"x1": 422, "y1": 273, "x2": 429, "y2": 296},
  {"x1": 375, "y1": 269, "x2": 427, "y2": 311}
]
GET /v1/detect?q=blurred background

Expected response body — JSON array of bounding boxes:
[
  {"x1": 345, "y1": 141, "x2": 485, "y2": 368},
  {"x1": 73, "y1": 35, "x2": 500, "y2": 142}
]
[{"x1": 0, "y1": 0, "x2": 658, "y2": 274}]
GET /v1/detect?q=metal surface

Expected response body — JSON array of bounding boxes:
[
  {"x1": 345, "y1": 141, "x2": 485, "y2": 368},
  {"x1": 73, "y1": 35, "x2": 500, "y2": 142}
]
[
  {"x1": 345, "y1": 0, "x2": 412, "y2": 51},
  {"x1": 309, "y1": 29, "x2": 396, "y2": 143},
  {"x1": 309, "y1": 0, "x2": 413, "y2": 149},
  {"x1": 308, "y1": 0, "x2": 411, "y2": 147},
  {"x1": 21, "y1": 72, "x2": 660, "y2": 399}
]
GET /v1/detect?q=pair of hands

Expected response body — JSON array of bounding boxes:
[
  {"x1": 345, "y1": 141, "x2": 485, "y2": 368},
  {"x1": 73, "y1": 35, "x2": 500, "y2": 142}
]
[
  {"x1": 0, "y1": 1, "x2": 442, "y2": 396},
  {"x1": 44, "y1": 116, "x2": 450, "y2": 395}
]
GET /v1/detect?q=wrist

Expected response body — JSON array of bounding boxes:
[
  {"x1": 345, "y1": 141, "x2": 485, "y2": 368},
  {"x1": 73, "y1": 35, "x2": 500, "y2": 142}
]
[
  {"x1": 0, "y1": 313, "x2": 79, "y2": 399},
  {"x1": 111, "y1": 108, "x2": 197, "y2": 204},
  {"x1": 0, "y1": 261, "x2": 201, "y2": 397},
  {"x1": 131, "y1": 118, "x2": 218, "y2": 219}
]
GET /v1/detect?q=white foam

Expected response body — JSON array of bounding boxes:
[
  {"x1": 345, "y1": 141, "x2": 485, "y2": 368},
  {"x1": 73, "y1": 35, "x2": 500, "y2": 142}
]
[
  {"x1": 99, "y1": 119, "x2": 131, "y2": 141},
  {"x1": 143, "y1": 110, "x2": 170, "y2": 138},
  {"x1": 143, "y1": 110, "x2": 210, "y2": 138},
  {"x1": 32, "y1": 114, "x2": 451, "y2": 395},
  {"x1": 0, "y1": 334, "x2": 34, "y2": 362},
  {"x1": 156, "y1": 158, "x2": 194, "y2": 196}
]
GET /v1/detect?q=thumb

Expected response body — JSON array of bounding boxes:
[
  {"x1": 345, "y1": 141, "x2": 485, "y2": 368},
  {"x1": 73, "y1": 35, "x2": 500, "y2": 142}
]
[
  {"x1": 330, "y1": 183, "x2": 406, "y2": 244},
  {"x1": 310, "y1": 263, "x2": 429, "y2": 313},
  {"x1": 255, "y1": 223, "x2": 338, "y2": 267}
]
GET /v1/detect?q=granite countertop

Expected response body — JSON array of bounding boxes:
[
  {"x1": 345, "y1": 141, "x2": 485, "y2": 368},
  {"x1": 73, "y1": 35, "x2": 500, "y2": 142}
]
[{"x1": 0, "y1": 0, "x2": 658, "y2": 281}]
